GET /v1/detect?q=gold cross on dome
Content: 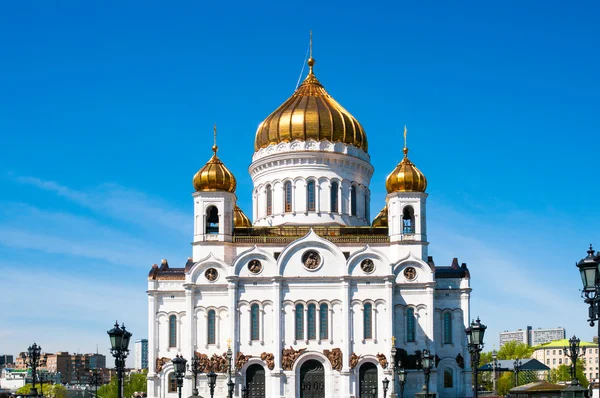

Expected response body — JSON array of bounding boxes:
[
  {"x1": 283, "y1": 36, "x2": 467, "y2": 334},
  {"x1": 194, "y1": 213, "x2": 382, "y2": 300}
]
[
  {"x1": 227, "y1": 338, "x2": 232, "y2": 348},
  {"x1": 392, "y1": 336, "x2": 396, "y2": 346}
]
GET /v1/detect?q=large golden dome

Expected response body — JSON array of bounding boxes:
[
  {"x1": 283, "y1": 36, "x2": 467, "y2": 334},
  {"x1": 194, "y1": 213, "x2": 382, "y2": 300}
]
[
  {"x1": 233, "y1": 205, "x2": 251, "y2": 227},
  {"x1": 386, "y1": 130, "x2": 427, "y2": 193},
  {"x1": 254, "y1": 56, "x2": 368, "y2": 153},
  {"x1": 193, "y1": 126, "x2": 237, "y2": 193},
  {"x1": 371, "y1": 206, "x2": 388, "y2": 227}
]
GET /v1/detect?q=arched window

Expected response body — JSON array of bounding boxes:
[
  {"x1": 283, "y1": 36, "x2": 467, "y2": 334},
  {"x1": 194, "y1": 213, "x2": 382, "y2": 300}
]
[
  {"x1": 444, "y1": 368, "x2": 453, "y2": 388},
  {"x1": 266, "y1": 184, "x2": 272, "y2": 216},
  {"x1": 443, "y1": 312, "x2": 452, "y2": 344},
  {"x1": 251, "y1": 304, "x2": 260, "y2": 341},
  {"x1": 402, "y1": 206, "x2": 415, "y2": 234},
  {"x1": 207, "y1": 310, "x2": 216, "y2": 344},
  {"x1": 351, "y1": 186, "x2": 357, "y2": 216},
  {"x1": 363, "y1": 303, "x2": 373, "y2": 339},
  {"x1": 295, "y1": 304, "x2": 304, "y2": 340},
  {"x1": 364, "y1": 192, "x2": 369, "y2": 220},
  {"x1": 284, "y1": 181, "x2": 293, "y2": 212},
  {"x1": 307, "y1": 181, "x2": 316, "y2": 212},
  {"x1": 307, "y1": 304, "x2": 316, "y2": 339},
  {"x1": 406, "y1": 308, "x2": 415, "y2": 342},
  {"x1": 169, "y1": 315, "x2": 177, "y2": 347},
  {"x1": 168, "y1": 373, "x2": 177, "y2": 392},
  {"x1": 319, "y1": 303, "x2": 328, "y2": 340},
  {"x1": 206, "y1": 206, "x2": 219, "y2": 234},
  {"x1": 330, "y1": 182, "x2": 339, "y2": 212}
]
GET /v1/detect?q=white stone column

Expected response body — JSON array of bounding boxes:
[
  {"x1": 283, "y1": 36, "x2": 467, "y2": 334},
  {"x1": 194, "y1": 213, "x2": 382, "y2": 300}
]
[
  {"x1": 227, "y1": 278, "x2": 237, "y2": 364},
  {"x1": 316, "y1": 305, "x2": 321, "y2": 343},
  {"x1": 386, "y1": 277, "x2": 396, "y2": 397},
  {"x1": 273, "y1": 277, "x2": 282, "y2": 371},
  {"x1": 148, "y1": 292, "x2": 157, "y2": 378},
  {"x1": 341, "y1": 277, "x2": 351, "y2": 371},
  {"x1": 329, "y1": 306, "x2": 334, "y2": 344},
  {"x1": 304, "y1": 305, "x2": 309, "y2": 343}
]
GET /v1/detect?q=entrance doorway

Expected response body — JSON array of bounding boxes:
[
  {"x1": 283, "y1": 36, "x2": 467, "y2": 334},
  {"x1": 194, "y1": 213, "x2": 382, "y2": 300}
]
[
  {"x1": 245, "y1": 364, "x2": 265, "y2": 398},
  {"x1": 359, "y1": 362, "x2": 378, "y2": 398},
  {"x1": 300, "y1": 360, "x2": 325, "y2": 398}
]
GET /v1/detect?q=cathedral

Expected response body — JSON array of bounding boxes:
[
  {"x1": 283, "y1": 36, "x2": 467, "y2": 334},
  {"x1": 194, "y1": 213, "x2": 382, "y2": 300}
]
[{"x1": 146, "y1": 45, "x2": 473, "y2": 398}]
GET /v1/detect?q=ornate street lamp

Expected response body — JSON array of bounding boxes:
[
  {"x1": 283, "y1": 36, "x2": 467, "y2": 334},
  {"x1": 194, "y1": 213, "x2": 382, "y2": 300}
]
[
  {"x1": 564, "y1": 335, "x2": 582, "y2": 385},
  {"x1": 466, "y1": 317, "x2": 487, "y2": 398},
  {"x1": 420, "y1": 349, "x2": 434, "y2": 397},
  {"x1": 90, "y1": 368, "x2": 102, "y2": 398},
  {"x1": 513, "y1": 359, "x2": 522, "y2": 387},
  {"x1": 491, "y1": 349, "x2": 498, "y2": 395},
  {"x1": 206, "y1": 371, "x2": 217, "y2": 398},
  {"x1": 188, "y1": 354, "x2": 203, "y2": 396},
  {"x1": 107, "y1": 321, "x2": 132, "y2": 398},
  {"x1": 226, "y1": 342, "x2": 234, "y2": 398},
  {"x1": 241, "y1": 386, "x2": 248, "y2": 398},
  {"x1": 382, "y1": 377, "x2": 389, "y2": 398},
  {"x1": 398, "y1": 366, "x2": 407, "y2": 398},
  {"x1": 172, "y1": 354, "x2": 187, "y2": 398},
  {"x1": 23, "y1": 343, "x2": 43, "y2": 397}
]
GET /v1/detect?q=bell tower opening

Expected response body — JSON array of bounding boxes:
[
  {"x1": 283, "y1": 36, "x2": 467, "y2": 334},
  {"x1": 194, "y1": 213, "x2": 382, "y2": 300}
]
[
  {"x1": 205, "y1": 206, "x2": 219, "y2": 235},
  {"x1": 402, "y1": 206, "x2": 415, "y2": 234}
]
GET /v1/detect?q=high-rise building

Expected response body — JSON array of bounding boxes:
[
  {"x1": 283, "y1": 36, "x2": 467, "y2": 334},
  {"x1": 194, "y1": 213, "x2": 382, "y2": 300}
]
[
  {"x1": 0, "y1": 354, "x2": 14, "y2": 367},
  {"x1": 499, "y1": 326, "x2": 565, "y2": 347},
  {"x1": 134, "y1": 339, "x2": 148, "y2": 370},
  {"x1": 146, "y1": 46, "x2": 473, "y2": 398}
]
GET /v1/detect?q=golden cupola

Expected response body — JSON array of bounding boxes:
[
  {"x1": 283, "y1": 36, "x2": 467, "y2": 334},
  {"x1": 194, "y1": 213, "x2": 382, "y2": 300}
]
[
  {"x1": 385, "y1": 127, "x2": 427, "y2": 193},
  {"x1": 233, "y1": 205, "x2": 251, "y2": 228},
  {"x1": 371, "y1": 206, "x2": 388, "y2": 227},
  {"x1": 254, "y1": 40, "x2": 368, "y2": 153},
  {"x1": 193, "y1": 126, "x2": 237, "y2": 193}
]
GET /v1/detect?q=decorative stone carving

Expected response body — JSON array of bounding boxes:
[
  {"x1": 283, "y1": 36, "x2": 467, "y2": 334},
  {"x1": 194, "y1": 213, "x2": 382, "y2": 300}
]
[
  {"x1": 209, "y1": 353, "x2": 230, "y2": 373},
  {"x1": 205, "y1": 268, "x2": 218, "y2": 282},
  {"x1": 282, "y1": 346, "x2": 306, "y2": 370},
  {"x1": 155, "y1": 357, "x2": 170, "y2": 373},
  {"x1": 194, "y1": 352, "x2": 211, "y2": 372},
  {"x1": 404, "y1": 267, "x2": 417, "y2": 280},
  {"x1": 376, "y1": 353, "x2": 388, "y2": 369},
  {"x1": 324, "y1": 348, "x2": 343, "y2": 371},
  {"x1": 361, "y1": 259, "x2": 375, "y2": 273},
  {"x1": 349, "y1": 353, "x2": 361, "y2": 369},
  {"x1": 302, "y1": 250, "x2": 321, "y2": 270},
  {"x1": 236, "y1": 352, "x2": 251, "y2": 370},
  {"x1": 248, "y1": 260, "x2": 262, "y2": 274},
  {"x1": 260, "y1": 352, "x2": 275, "y2": 370},
  {"x1": 456, "y1": 353, "x2": 465, "y2": 369}
]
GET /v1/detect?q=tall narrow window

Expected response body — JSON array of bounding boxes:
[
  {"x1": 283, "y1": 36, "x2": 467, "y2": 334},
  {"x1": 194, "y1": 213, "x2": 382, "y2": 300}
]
[
  {"x1": 444, "y1": 368, "x2": 453, "y2": 388},
  {"x1": 406, "y1": 308, "x2": 415, "y2": 342},
  {"x1": 266, "y1": 184, "x2": 272, "y2": 216},
  {"x1": 168, "y1": 373, "x2": 177, "y2": 392},
  {"x1": 207, "y1": 310, "x2": 216, "y2": 344},
  {"x1": 319, "y1": 303, "x2": 328, "y2": 340},
  {"x1": 284, "y1": 181, "x2": 293, "y2": 212},
  {"x1": 330, "y1": 182, "x2": 338, "y2": 212},
  {"x1": 351, "y1": 186, "x2": 357, "y2": 216},
  {"x1": 443, "y1": 312, "x2": 452, "y2": 344},
  {"x1": 364, "y1": 192, "x2": 369, "y2": 220},
  {"x1": 206, "y1": 206, "x2": 219, "y2": 234},
  {"x1": 307, "y1": 181, "x2": 316, "y2": 212},
  {"x1": 307, "y1": 304, "x2": 316, "y2": 339},
  {"x1": 169, "y1": 315, "x2": 177, "y2": 347},
  {"x1": 295, "y1": 304, "x2": 304, "y2": 340},
  {"x1": 363, "y1": 303, "x2": 373, "y2": 339},
  {"x1": 251, "y1": 304, "x2": 260, "y2": 341},
  {"x1": 403, "y1": 206, "x2": 415, "y2": 234}
]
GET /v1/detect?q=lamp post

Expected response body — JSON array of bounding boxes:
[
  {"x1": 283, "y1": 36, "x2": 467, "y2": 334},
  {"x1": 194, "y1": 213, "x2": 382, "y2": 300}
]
[
  {"x1": 23, "y1": 343, "x2": 43, "y2": 397},
  {"x1": 420, "y1": 349, "x2": 434, "y2": 397},
  {"x1": 466, "y1": 317, "x2": 487, "y2": 398},
  {"x1": 189, "y1": 354, "x2": 203, "y2": 396},
  {"x1": 397, "y1": 366, "x2": 407, "y2": 398},
  {"x1": 226, "y1": 343, "x2": 234, "y2": 398},
  {"x1": 172, "y1": 354, "x2": 187, "y2": 398},
  {"x1": 90, "y1": 368, "x2": 102, "y2": 398},
  {"x1": 491, "y1": 349, "x2": 498, "y2": 395},
  {"x1": 382, "y1": 377, "x2": 390, "y2": 398},
  {"x1": 564, "y1": 335, "x2": 582, "y2": 385},
  {"x1": 206, "y1": 371, "x2": 217, "y2": 398},
  {"x1": 576, "y1": 245, "x2": 600, "y2": 396},
  {"x1": 513, "y1": 359, "x2": 522, "y2": 387},
  {"x1": 241, "y1": 386, "x2": 248, "y2": 398},
  {"x1": 107, "y1": 321, "x2": 132, "y2": 398}
]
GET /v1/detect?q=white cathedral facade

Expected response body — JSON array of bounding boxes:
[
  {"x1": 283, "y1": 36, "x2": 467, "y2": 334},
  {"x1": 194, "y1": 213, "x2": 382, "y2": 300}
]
[{"x1": 146, "y1": 52, "x2": 473, "y2": 398}]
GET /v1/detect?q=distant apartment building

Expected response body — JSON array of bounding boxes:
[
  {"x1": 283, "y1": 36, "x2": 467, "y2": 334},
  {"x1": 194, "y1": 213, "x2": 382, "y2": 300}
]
[
  {"x1": 0, "y1": 355, "x2": 14, "y2": 367},
  {"x1": 19, "y1": 351, "x2": 107, "y2": 384},
  {"x1": 499, "y1": 326, "x2": 565, "y2": 347},
  {"x1": 134, "y1": 339, "x2": 148, "y2": 370},
  {"x1": 532, "y1": 339, "x2": 599, "y2": 383}
]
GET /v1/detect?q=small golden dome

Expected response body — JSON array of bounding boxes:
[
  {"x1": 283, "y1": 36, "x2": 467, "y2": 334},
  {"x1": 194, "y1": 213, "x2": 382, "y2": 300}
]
[
  {"x1": 254, "y1": 55, "x2": 368, "y2": 153},
  {"x1": 193, "y1": 125, "x2": 237, "y2": 193},
  {"x1": 234, "y1": 205, "x2": 251, "y2": 227},
  {"x1": 385, "y1": 128, "x2": 427, "y2": 193},
  {"x1": 371, "y1": 206, "x2": 388, "y2": 227}
]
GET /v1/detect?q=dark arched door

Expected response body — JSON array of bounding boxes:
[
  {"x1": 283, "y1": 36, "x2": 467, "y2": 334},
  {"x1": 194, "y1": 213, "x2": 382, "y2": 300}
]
[
  {"x1": 300, "y1": 360, "x2": 325, "y2": 398},
  {"x1": 359, "y1": 362, "x2": 378, "y2": 398},
  {"x1": 246, "y1": 364, "x2": 265, "y2": 398}
]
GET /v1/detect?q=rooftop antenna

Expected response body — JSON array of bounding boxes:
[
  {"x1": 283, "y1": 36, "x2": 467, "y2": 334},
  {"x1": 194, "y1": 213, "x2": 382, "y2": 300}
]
[{"x1": 295, "y1": 30, "x2": 311, "y2": 90}]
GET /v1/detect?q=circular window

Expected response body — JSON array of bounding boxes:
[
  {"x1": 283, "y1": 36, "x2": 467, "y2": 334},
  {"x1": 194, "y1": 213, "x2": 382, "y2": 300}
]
[
  {"x1": 248, "y1": 259, "x2": 263, "y2": 274},
  {"x1": 205, "y1": 268, "x2": 219, "y2": 282},
  {"x1": 360, "y1": 259, "x2": 375, "y2": 273},
  {"x1": 302, "y1": 250, "x2": 322, "y2": 270},
  {"x1": 404, "y1": 267, "x2": 417, "y2": 280}
]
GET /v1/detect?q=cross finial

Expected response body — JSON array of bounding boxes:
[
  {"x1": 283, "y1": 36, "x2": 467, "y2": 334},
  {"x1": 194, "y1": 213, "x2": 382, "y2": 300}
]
[
  {"x1": 227, "y1": 338, "x2": 231, "y2": 349},
  {"x1": 403, "y1": 126, "x2": 409, "y2": 157},
  {"x1": 307, "y1": 30, "x2": 315, "y2": 74},
  {"x1": 392, "y1": 336, "x2": 396, "y2": 346},
  {"x1": 212, "y1": 123, "x2": 218, "y2": 154}
]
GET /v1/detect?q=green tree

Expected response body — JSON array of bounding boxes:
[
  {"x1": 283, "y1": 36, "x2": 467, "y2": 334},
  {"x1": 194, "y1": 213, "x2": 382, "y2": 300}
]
[
  {"x1": 17, "y1": 383, "x2": 53, "y2": 396},
  {"x1": 497, "y1": 372, "x2": 514, "y2": 396},
  {"x1": 497, "y1": 341, "x2": 534, "y2": 360},
  {"x1": 98, "y1": 372, "x2": 147, "y2": 398},
  {"x1": 548, "y1": 359, "x2": 589, "y2": 388}
]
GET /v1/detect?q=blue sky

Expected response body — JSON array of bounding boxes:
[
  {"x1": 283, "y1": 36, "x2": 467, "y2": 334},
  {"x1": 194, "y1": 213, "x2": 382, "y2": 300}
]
[{"x1": 1, "y1": 1, "x2": 599, "y2": 363}]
